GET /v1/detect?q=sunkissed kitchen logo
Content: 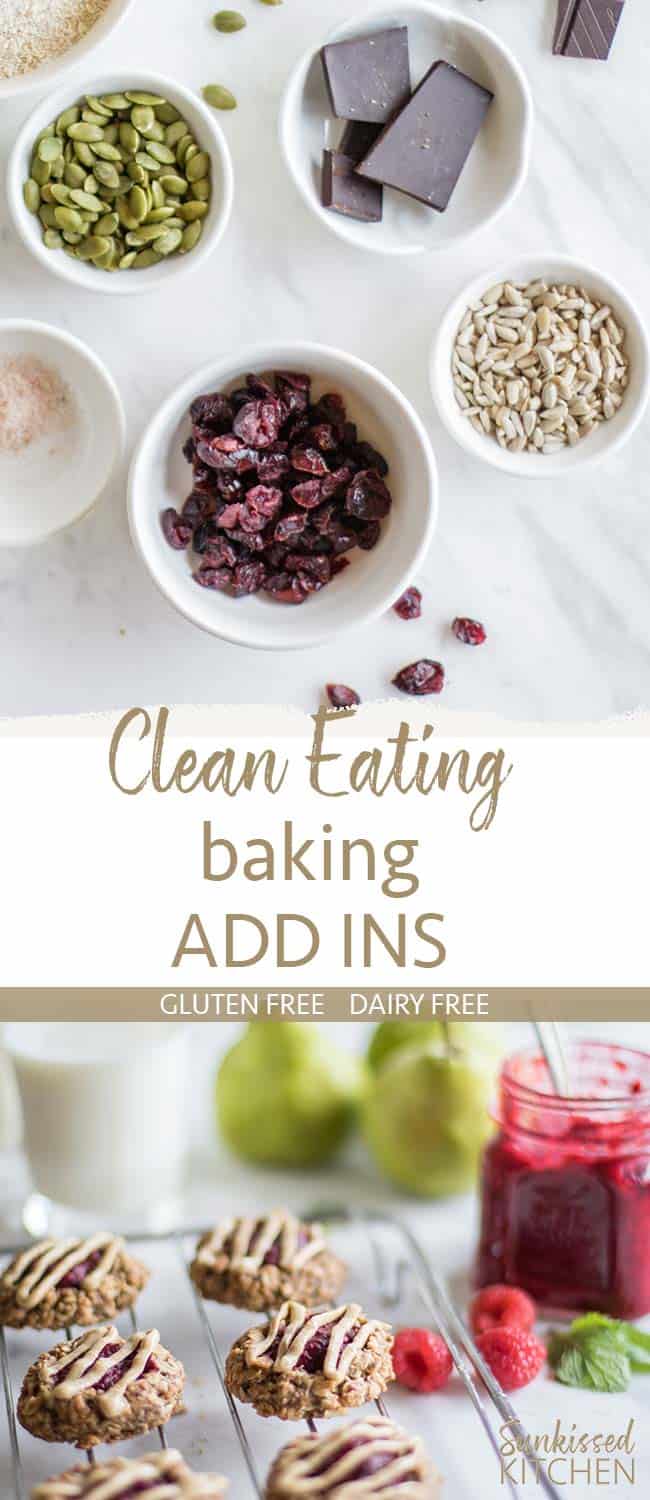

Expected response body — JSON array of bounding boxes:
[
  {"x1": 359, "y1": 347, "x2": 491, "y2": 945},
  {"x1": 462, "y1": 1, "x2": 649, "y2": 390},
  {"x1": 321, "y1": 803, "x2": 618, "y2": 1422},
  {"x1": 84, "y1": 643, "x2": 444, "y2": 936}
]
[{"x1": 499, "y1": 1418, "x2": 636, "y2": 1487}]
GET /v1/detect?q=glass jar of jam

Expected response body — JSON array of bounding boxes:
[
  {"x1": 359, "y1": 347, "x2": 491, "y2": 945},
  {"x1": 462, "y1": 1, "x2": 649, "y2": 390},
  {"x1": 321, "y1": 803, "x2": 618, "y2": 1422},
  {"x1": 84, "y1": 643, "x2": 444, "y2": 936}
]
[{"x1": 476, "y1": 1040, "x2": 650, "y2": 1318}]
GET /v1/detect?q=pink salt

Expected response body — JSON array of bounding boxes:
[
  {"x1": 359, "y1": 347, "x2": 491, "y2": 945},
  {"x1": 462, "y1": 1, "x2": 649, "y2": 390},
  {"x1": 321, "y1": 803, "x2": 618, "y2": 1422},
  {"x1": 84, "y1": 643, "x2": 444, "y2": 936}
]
[{"x1": 0, "y1": 354, "x2": 73, "y2": 455}]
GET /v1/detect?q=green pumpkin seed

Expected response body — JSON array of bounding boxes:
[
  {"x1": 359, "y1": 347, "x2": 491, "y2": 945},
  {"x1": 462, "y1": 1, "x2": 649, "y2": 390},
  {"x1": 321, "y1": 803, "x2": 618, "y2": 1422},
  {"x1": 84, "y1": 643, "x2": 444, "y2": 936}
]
[
  {"x1": 203, "y1": 83, "x2": 237, "y2": 110},
  {"x1": 35, "y1": 125, "x2": 56, "y2": 144},
  {"x1": 141, "y1": 119, "x2": 165, "y2": 142},
  {"x1": 130, "y1": 105, "x2": 154, "y2": 132},
  {"x1": 93, "y1": 243, "x2": 117, "y2": 269},
  {"x1": 159, "y1": 172, "x2": 188, "y2": 196},
  {"x1": 192, "y1": 176, "x2": 211, "y2": 201},
  {"x1": 100, "y1": 93, "x2": 129, "y2": 109},
  {"x1": 147, "y1": 141, "x2": 175, "y2": 165},
  {"x1": 32, "y1": 157, "x2": 51, "y2": 186},
  {"x1": 38, "y1": 136, "x2": 63, "y2": 163},
  {"x1": 186, "y1": 151, "x2": 209, "y2": 181},
  {"x1": 62, "y1": 230, "x2": 83, "y2": 243},
  {"x1": 213, "y1": 8, "x2": 247, "y2": 28},
  {"x1": 69, "y1": 189, "x2": 105, "y2": 212},
  {"x1": 150, "y1": 178, "x2": 164, "y2": 208},
  {"x1": 94, "y1": 161, "x2": 121, "y2": 189},
  {"x1": 165, "y1": 120, "x2": 188, "y2": 149},
  {"x1": 180, "y1": 219, "x2": 202, "y2": 252},
  {"x1": 174, "y1": 133, "x2": 194, "y2": 163},
  {"x1": 259, "y1": 0, "x2": 282, "y2": 5},
  {"x1": 86, "y1": 95, "x2": 113, "y2": 117},
  {"x1": 128, "y1": 184, "x2": 148, "y2": 221},
  {"x1": 184, "y1": 143, "x2": 199, "y2": 164},
  {"x1": 56, "y1": 107, "x2": 80, "y2": 133},
  {"x1": 133, "y1": 247, "x2": 162, "y2": 267},
  {"x1": 144, "y1": 205, "x2": 175, "y2": 223},
  {"x1": 135, "y1": 151, "x2": 161, "y2": 172},
  {"x1": 62, "y1": 244, "x2": 79, "y2": 258},
  {"x1": 23, "y1": 179, "x2": 40, "y2": 213},
  {"x1": 95, "y1": 212, "x2": 119, "y2": 236},
  {"x1": 119, "y1": 122, "x2": 139, "y2": 154},
  {"x1": 117, "y1": 196, "x2": 141, "y2": 230},
  {"x1": 40, "y1": 183, "x2": 55, "y2": 203},
  {"x1": 80, "y1": 234, "x2": 112, "y2": 258},
  {"x1": 82, "y1": 108, "x2": 108, "y2": 127},
  {"x1": 125, "y1": 91, "x2": 165, "y2": 106},
  {"x1": 155, "y1": 226, "x2": 183, "y2": 256},
  {"x1": 126, "y1": 161, "x2": 146, "y2": 184},
  {"x1": 43, "y1": 229, "x2": 63, "y2": 249},
  {"x1": 50, "y1": 183, "x2": 72, "y2": 204},
  {"x1": 67, "y1": 121, "x2": 104, "y2": 142},
  {"x1": 64, "y1": 162, "x2": 87, "y2": 188},
  {"x1": 91, "y1": 140, "x2": 121, "y2": 161},
  {"x1": 125, "y1": 223, "x2": 169, "y2": 245},
  {"x1": 84, "y1": 173, "x2": 99, "y2": 192},
  {"x1": 119, "y1": 250, "x2": 137, "y2": 268},
  {"x1": 74, "y1": 142, "x2": 95, "y2": 166},
  {"x1": 39, "y1": 205, "x2": 58, "y2": 228},
  {"x1": 103, "y1": 124, "x2": 119, "y2": 145},
  {"x1": 178, "y1": 199, "x2": 209, "y2": 222},
  {"x1": 154, "y1": 102, "x2": 179, "y2": 124},
  {"x1": 54, "y1": 206, "x2": 85, "y2": 233},
  {"x1": 163, "y1": 216, "x2": 184, "y2": 229},
  {"x1": 51, "y1": 158, "x2": 66, "y2": 181}
]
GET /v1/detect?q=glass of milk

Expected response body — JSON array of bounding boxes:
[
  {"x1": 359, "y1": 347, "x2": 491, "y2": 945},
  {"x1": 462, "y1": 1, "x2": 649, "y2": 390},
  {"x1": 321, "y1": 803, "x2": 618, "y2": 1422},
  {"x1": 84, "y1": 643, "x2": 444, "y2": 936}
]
[{"x1": 4, "y1": 1023, "x2": 191, "y2": 1235}]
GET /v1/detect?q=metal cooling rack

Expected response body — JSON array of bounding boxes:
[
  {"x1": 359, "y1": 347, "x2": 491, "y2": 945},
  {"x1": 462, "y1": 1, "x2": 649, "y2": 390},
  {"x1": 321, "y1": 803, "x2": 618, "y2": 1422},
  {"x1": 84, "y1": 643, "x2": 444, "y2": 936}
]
[{"x1": 0, "y1": 1209, "x2": 562, "y2": 1500}]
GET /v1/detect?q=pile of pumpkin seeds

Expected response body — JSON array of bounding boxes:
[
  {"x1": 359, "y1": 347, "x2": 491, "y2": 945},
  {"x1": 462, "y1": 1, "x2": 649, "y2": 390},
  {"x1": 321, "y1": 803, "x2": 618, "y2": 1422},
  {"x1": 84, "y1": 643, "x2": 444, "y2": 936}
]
[{"x1": 23, "y1": 90, "x2": 212, "y2": 272}]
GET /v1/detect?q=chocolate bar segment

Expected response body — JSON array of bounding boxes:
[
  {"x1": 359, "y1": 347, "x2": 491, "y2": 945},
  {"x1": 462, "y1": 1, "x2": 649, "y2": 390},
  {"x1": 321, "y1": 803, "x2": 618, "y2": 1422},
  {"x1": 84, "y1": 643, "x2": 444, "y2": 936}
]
[
  {"x1": 357, "y1": 60, "x2": 493, "y2": 212},
  {"x1": 321, "y1": 150, "x2": 383, "y2": 222},
  {"x1": 339, "y1": 120, "x2": 382, "y2": 163},
  {"x1": 553, "y1": 0, "x2": 625, "y2": 58},
  {"x1": 321, "y1": 27, "x2": 411, "y2": 123}
]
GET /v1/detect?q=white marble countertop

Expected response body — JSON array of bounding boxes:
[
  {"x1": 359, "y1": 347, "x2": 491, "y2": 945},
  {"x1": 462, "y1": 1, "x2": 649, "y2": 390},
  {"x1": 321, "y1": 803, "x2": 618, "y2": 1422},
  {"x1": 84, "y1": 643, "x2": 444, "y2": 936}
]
[{"x1": 1, "y1": 0, "x2": 649, "y2": 721}]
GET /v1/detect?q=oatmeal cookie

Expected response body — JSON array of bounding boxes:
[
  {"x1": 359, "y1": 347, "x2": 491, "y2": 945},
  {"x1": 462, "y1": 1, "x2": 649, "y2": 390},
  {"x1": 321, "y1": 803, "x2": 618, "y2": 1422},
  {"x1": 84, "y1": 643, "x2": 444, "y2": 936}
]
[
  {"x1": 17, "y1": 1324, "x2": 184, "y2": 1450},
  {"x1": 225, "y1": 1300, "x2": 393, "y2": 1420},
  {"x1": 0, "y1": 1234, "x2": 149, "y2": 1331},
  {"x1": 31, "y1": 1449, "x2": 227, "y2": 1499},
  {"x1": 190, "y1": 1211, "x2": 346, "y2": 1312},
  {"x1": 265, "y1": 1416, "x2": 440, "y2": 1498}
]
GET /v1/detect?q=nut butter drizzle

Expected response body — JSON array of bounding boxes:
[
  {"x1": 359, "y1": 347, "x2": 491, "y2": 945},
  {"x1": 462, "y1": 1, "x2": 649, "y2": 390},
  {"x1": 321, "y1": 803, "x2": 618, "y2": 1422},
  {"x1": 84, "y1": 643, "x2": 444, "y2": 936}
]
[
  {"x1": 31, "y1": 1448, "x2": 226, "y2": 1499},
  {"x1": 249, "y1": 1302, "x2": 387, "y2": 1381},
  {"x1": 198, "y1": 1213, "x2": 324, "y2": 1273},
  {"x1": 48, "y1": 1325, "x2": 160, "y2": 1417},
  {"x1": 3, "y1": 1235, "x2": 123, "y2": 1308},
  {"x1": 279, "y1": 1416, "x2": 426, "y2": 1494}
]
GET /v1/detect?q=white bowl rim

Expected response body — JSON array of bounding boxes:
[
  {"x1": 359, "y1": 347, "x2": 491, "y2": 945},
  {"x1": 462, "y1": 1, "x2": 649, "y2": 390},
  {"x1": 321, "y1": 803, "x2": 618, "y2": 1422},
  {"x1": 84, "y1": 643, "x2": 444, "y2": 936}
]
[
  {"x1": 6, "y1": 69, "x2": 235, "y2": 297},
  {"x1": 278, "y1": 0, "x2": 534, "y2": 259},
  {"x1": 128, "y1": 338, "x2": 439, "y2": 651},
  {"x1": 0, "y1": 0, "x2": 135, "y2": 100},
  {"x1": 429, "y1": 251, "x2": 650, "y2": 479},
  {"x1": 0, "y1": 316, "x2": 126, "y2": 546}
]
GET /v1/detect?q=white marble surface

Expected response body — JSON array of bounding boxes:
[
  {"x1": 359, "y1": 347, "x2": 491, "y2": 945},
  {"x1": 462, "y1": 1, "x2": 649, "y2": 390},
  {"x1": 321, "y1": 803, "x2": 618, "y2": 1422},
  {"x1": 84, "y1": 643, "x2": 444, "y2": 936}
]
[{"x1": 1, "y1": 0, "x2": 649, "y2": 720}]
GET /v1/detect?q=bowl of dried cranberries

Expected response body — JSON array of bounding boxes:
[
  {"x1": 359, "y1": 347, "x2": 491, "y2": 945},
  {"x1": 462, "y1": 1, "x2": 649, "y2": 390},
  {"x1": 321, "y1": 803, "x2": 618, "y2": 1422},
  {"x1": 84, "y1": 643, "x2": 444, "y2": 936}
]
[{"x1": 128, "y1": 341, "x2": 438, "y2": 649}]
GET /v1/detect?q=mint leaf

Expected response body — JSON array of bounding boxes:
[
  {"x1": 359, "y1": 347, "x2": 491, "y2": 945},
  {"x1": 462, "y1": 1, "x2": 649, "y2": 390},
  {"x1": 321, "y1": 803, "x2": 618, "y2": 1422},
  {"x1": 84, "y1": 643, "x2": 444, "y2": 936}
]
[
  {"x1": 549, "y1": 1311, "x2": 650, "y2": 1392},
  {"x1": 581, "y1": 1340, "x2": 630, "y2": 1393},
  {"x1": 556, "y1": 1346, "x2": 588, "y2": 1388}
]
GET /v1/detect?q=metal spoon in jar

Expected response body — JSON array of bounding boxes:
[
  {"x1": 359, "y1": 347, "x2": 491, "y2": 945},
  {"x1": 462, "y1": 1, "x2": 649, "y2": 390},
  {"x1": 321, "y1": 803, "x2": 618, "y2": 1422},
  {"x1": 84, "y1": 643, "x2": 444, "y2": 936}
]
[{"x1": 532, "y1": 1019, "x2": 570, "y2": 1095}]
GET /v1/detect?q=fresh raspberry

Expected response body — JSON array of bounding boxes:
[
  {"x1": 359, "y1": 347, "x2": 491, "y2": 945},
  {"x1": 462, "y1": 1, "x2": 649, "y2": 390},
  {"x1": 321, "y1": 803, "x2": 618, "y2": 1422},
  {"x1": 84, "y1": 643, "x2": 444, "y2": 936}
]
[
  {"x1": 470, "y1": 1284, "x2": 536, "y2": 1337},
  {"x1": 476, "y1": 1327, "x2": 546, "y2": 1392},
  {"x1": 392, "y1": 1328, "x2": 453, "y2": 1393}
]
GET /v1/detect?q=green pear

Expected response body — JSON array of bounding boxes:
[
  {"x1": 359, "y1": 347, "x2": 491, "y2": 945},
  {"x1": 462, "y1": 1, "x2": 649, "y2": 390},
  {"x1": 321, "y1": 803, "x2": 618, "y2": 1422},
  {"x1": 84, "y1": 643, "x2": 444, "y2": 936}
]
[
  {"x1": 362, "y1": 1039, "x2": 496, "y2": 1197},
  {"x1": 367, "y1": 1019, "x2": 504, "y2": 1073},
  {"x1": 216, "y1": 1022, "x2": 364, "y2": 1169}
]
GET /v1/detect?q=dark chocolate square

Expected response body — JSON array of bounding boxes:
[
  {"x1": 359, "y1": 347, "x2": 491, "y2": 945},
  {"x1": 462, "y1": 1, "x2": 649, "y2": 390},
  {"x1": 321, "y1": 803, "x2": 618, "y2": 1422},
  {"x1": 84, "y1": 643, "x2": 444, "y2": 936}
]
[
  {"x1": 339, "y1": 120, "x2": 382, "y2": 163},
  {"x1": 321, "y1": 27, "x2": 411, "y2": 124},
  {"x1": 356, "y1": 60, "x2": 493, "y2": 212},
  {"x1": 554, "y1": 0, "x2": 625, "y2": 58},
  {"x1": 321, "y1": 150, "x2": 383, "y2": 223}
]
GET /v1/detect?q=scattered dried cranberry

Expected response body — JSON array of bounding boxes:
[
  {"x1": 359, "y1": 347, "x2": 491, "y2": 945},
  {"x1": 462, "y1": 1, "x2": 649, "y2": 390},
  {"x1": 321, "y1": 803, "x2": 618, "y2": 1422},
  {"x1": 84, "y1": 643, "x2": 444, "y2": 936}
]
[
  {"x1": 452, "y1": 616, "x2": 487, "y2": 646},
  {"x1": 393, "y1": 587, "x2": 422, "y2": 620},
  {"x1": 326, "y1": 684, "x2": 360, "y2": 708},
  {"x1": 393, "y1": 659, "x2": 445, "y2": 696},
  {"x1": 164, "y1": 371, "x2": 393, "y2": 605}
]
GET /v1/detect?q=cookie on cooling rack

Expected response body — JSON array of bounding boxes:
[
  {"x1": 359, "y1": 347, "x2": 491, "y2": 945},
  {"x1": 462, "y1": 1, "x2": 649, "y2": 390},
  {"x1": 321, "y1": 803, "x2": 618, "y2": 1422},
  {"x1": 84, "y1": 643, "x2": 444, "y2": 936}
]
[
  {"x1": 265, "y1": 1415, "x2": 441, "y2": 1498},
  {"x1": 30, "y1": 1450, "x2": 227, "y2": 1499},
  {"x1": 17, "y1": 1324, "x2": 184, "y2": 1450},
  {"x1": 0, "y1": 1234, "x2": 149, "y2": 1331},
  {"x1": 225, "y1": 1299, "x2": 393, "y2": 1420},
  {"x1": 190, "y1": 1210, "x2": 347, "y2": 1312}
]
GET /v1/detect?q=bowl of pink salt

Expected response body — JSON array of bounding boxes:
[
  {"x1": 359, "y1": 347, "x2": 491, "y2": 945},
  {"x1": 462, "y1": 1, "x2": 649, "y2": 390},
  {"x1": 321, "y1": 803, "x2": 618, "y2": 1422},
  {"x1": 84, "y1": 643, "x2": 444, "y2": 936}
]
[{"x1": 0, "y1": 319, "x2": 124, "y2": 546}]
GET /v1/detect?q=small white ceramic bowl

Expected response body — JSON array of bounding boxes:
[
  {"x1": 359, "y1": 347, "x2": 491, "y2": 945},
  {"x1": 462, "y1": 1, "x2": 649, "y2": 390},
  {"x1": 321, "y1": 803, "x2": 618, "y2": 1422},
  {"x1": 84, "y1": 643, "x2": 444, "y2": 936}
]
[
  {"x1": 430, "y1": 254, "x2": 650, "y2": 479},
  {"x1": 279, "y1": 0, "x2": 532, "y2": 257},
  {"x1": 0, "y1": 319, "x2": 124, "y2": 546},
  {"x1": 128, "y1": 341, "x2": 438, "y2": 650},
  {"x1": 0, "y1": 0, "x2": 135, "y2": 101},
  {"x1": 7, "y1": 72, "x2": 234, "y2": 296}
]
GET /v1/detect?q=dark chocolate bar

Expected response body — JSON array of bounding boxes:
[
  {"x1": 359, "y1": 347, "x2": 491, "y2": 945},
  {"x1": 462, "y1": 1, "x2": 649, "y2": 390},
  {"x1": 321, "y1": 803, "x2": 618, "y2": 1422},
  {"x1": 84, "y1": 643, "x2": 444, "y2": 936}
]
[
  {"x1": 339, "y1": 120, "x2": 382, "y2": 163},
  {"x1": 553, "y1": 0, "x2": 625, "y2": 57},
  {"x1": 321, "y1": 27, "x2": 411, "y2": 123},
  {"x1": 356, "y1": 60, "x2": 493, "y2": 212},
  {"x1": 321, "y1": 150, "x2": 383, "y2": 223}
]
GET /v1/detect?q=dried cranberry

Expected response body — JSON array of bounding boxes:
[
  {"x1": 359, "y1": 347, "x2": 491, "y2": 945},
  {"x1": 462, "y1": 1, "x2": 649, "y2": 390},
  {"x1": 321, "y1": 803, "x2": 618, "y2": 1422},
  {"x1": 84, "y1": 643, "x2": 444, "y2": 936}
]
[
  {"x1": 393, "y1": 659, "x2": 445, "y2": 696},
  {"x1": 233, "y1": 397, "x2": 283, "y2": 449},
  {"x1": 196, "y1": 437, "x2": 257, "y2": 474},
  {"x1": 182, "y1": 435, "x2": 195, "y2": 464},
  {"x1": 191, "y1": 464, "x2": 218, "y2": 495},
  {"x1": 329, "y1": 520, "x2": 358, "y2": 555},
  {"x1": 246, "y1": 372, "x2": 275, "y2": 398},
  {"x1": 291, "y1": 480, "x2": 323, "y2": 509},
  {"x1": 190, "y1": 392, "x2": 232, "y2": 430},
  {"x1": 452, "y1": 616, "x2": 487, "y2": 646},
  {"x1": 326, "y1": 684, "x2": 360, "y2": 708},
  {"x1": 307, "y1": 423, "x2": 338, "y2": 452},
  {"x1": 182, "y1": 493, "x2": 212, "y2": 527},
  {"x1": 345, "y1": 469, "x2": 392, "y2": 520},
  {"x1": 286, "y1": 554, "x2": 331, "y2": 590},
  {"x1": 229, "y1": 386, "x2": 252, "y2": 410},
  {"x1": 217, "y1": 502, "x2": 242, "y2": 530},
  {"x1": 194, "y1": 566, "x2": 232, "y2": 591},
  {"x1": 321, "y1": 466, "x2": 352, "y2": 500},
  {"x1": 257, "y1": 452, "x2": 290, "y2": 483},
  {"x1": 349, "y1": 440, "x2": 389, "y2": 477},
  {"x1": 355, "y1": 519, "x2": 381, "y2": 551},
  {"x1": 291, "y1": 447, "x2": 330, "y2": 477},
  {"x1": 247, "y1": 484, "x2": 283, "y2": 521},
  {"x1": 161, "y1": 507, "x2": 192, "y2": 550},
  {"x1": 312, "y1": 501, "x2": 336, "y2": 534},
  {"x1": 233, "y1": 561, "x2": 267, "y2": 595},
  {"x1": 216, "y1": 474, "x2": 244, "y2": 501},
  {"x1": 265, "y1": 573, "x2": 308, "y2": 604},
  {"x1": 274, "y1": 512, "x2": 307, "y2": 543},
  {"x1": 342, "y1": 420, "x2": 358, "y2": 449},
  {"x1": 312, "y1": 392, "x2": 346, "y2": 431},
  {"x1": 274, "y1": 370, "x2": 311, "y2": 413},
  {"x1": 393, "y1": 587, "x2": 422, "y2": 620}
]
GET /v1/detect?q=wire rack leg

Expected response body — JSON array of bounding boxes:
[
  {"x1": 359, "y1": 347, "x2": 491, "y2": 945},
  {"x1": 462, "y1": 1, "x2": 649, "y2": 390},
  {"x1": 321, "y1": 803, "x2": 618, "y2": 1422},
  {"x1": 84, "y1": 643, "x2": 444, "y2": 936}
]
[{"x1": 0, "y1": 1330, "x2": 24, "y2": 1500}]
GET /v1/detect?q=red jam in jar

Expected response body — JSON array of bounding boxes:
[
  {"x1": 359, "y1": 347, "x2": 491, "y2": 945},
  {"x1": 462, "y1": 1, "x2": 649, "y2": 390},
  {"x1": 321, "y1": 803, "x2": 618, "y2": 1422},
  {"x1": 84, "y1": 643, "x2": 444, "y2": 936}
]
[{"x1": 476, "y1": 1041, "x2": 650, "y2": 1318}]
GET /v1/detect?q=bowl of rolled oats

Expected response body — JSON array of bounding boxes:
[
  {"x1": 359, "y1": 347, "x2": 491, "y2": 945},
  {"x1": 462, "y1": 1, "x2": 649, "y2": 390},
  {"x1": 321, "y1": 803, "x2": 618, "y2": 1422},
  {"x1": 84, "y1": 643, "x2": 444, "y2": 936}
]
[
  {"x1": 430, "y1": 255, "x2": 649, "y2": 478},
  {"x1": 0, "y1": 0, "x2": 135, "y2": 99}
]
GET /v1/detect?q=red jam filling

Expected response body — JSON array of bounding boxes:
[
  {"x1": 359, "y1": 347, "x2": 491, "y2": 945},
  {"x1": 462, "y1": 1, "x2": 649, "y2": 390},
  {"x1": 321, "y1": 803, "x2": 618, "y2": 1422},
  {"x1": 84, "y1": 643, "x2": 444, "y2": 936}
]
[
  {"x1": 54, "y1": 1342, "x2": 158, "y2": 1392},
  {"x1": 59, "y1": 1250, "x2": 102, "y2": 1289},
  {"x1": 477, "y1": 1043, "x2": 650, "y2": 1318},
  {"x1": 312, "y1": 1435, "x2": 416, "y2": 1485},
  {"x1": 264, "y1": 1319, "x2": 357, "y2": 1373}
]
